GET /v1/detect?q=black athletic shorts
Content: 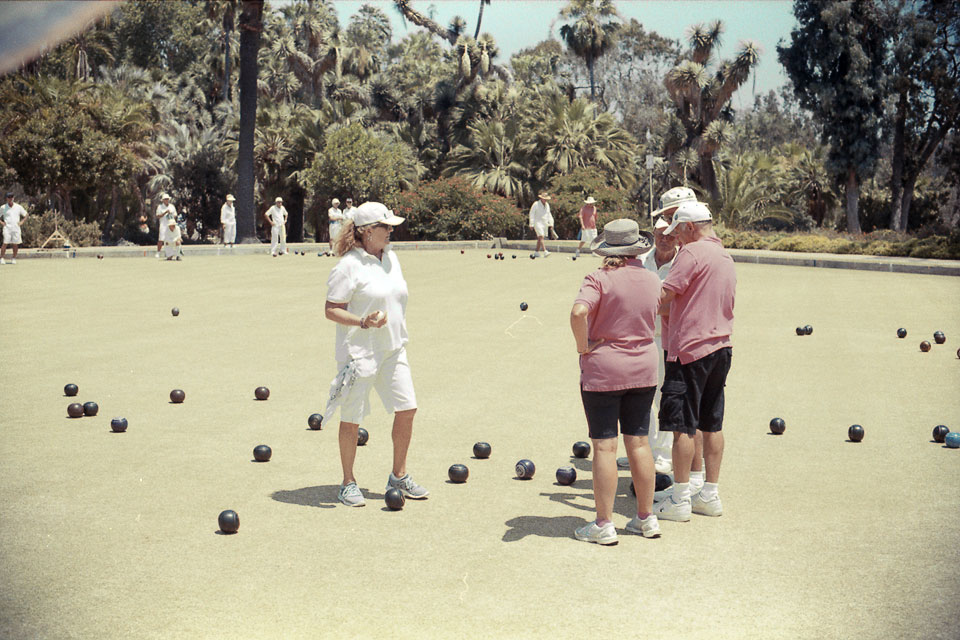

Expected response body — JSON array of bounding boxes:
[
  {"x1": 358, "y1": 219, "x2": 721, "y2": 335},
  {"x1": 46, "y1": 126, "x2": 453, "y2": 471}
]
[
  {"x1": 658, "y1": 347, "x2": 732, "y2": 436},
  {"x1": 580, "y1": 386, "x2": 656, "y2": 440}
]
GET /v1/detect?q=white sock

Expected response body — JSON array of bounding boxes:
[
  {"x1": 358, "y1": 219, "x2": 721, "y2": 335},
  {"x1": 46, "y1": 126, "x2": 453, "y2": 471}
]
[
  {"x1": 700, "y1": 482, "x2": 718, "y2": 500},
  {"x1": 690, "y1": 470, "x2": 705, "y2": 491},
  {"x1": 672, "y1": 482, "x2": 690, "y2": 503}
]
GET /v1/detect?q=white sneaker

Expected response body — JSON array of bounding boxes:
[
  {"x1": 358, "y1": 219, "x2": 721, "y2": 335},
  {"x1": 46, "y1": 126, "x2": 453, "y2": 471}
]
[
  {"x1": 691, "y1": 492, "x2": 723, "y2": 517},
  {"x1": 9, "y1": 258, "x2": 15, "y2": 265},
  {"x1": 543, "y1": 249, "x2": 551, "y2": 256},
  {"x1": 653, "y1": 496, "x2": 691, "y2": 522},
  {"x1": 625, "y1": 514, "x2": 661, "y2": 538},
  {"x1": 574, "y1": 520, "x2": 618, "y2": 545},
  {"x1": 386, "y1": 472, "x2": 429, "y2": 499},
  {"x1": 654, "y1": 456, "x2": 673, "y2": 475},
  {"x1": 337, "y1": 482, "x2": 365, "y2": 507},
  {"x1": 0, "y1": 258, "x2": 5, "y2": 264},
  {"x1": 155, "y1": 252, "x2": 160, "y2": 259}
]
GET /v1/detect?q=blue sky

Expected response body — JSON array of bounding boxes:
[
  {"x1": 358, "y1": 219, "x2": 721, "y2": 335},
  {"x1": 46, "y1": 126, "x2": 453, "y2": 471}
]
[{"x1": 331, "y1": 1, "x2": 798, "y2": 109}]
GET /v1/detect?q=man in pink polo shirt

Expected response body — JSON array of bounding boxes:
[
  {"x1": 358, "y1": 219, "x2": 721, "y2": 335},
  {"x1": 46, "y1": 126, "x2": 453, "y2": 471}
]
[{"x1": 653, "y1": 201, "x2": 736, "y2": 522}]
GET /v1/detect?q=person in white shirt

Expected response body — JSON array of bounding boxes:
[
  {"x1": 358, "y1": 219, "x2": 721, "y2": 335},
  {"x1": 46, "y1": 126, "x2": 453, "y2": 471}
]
[
  {"x1": 155, "y1": 193, "x2": 176, "y2": 259},
  {"x1": 264, "y1": 196, "x2": 288, "y2": 256},
  {"x1": 328, "y1": 198, "x2": 343, "y2": 250},
  {"x1": 0, "y1": 192, "x2": 27, "y2": 265},
  {"x1": 342, "y1": 197, "x2": 357, "y2": 223},
  {"x1": 528, "y1": 192, "x2": 554, "y2": 257},
  {"x1": 323, "y1": 201, "x2": 428, "y2": 508},
  {"x1": 220, "y1": 194, "x2": 236, "y2": 246},
  {"x1": 164, "y1": 219, "x2": 183, "y2": 260}
]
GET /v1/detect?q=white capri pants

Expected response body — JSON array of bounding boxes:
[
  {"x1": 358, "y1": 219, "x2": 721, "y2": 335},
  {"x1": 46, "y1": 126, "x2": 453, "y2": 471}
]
[
  {"x1": 532, "y1": 221, "x2": 549, "y2": 238},
  {"x1": 331, "y1": 347, "x2": 417, "y2": 425},
  {"x1": 222, "y1": 222, "x2": 236, "y2": 244}
]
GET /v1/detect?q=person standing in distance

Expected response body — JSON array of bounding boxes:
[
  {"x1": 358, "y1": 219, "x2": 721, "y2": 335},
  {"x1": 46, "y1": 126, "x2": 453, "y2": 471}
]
[
  {"x1": 654, "y1": 201, "x2": 736, "y2": 522},
  {"x1": 342, "y1": 197, "x2": 357, "y2": 222},
  {"x1": 570, "y1": 219, "x2": 662, "y2": 545},
  {"x1": 264, "y1": 196, "x2": 288, "y2": 257},
  {"x1": 324, "y1": 201, "x2": 428, "y2": 508},
  {"x1": 327, "y1": 198, "x2": 344, "y2": 251},
  {"x1": 155, "y1": 193, "x2": 176, "y2": 259},
  {"x1": 220, "y1": 194, "x2": 236, "y2": 247},
  {"x1": 574, "y1": 196, "x2": 598, "y2": 259},
  {"x1": 0, "y1": 192, "x2": 27, "y2": 265},
  {"x1": 529, "y1": 193, "x2": 554, "y2": 258}
]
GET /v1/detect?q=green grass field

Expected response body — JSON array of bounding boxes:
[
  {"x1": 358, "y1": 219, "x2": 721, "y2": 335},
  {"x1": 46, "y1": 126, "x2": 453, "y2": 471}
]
[{"x1": 1, "y1": 250, "x2": 958, "y2": 639}]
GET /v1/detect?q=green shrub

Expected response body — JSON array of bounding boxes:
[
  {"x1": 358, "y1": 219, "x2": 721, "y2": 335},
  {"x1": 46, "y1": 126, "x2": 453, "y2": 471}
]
[
  {"x1": 546, "y1": 167, "x2": 635, "y2": 240},
  {"x1": 20, "y1": 209, "x2": 102, "y2": 247},
  {"x1": 392, "y1": 177, "x2": 525, "y2": 241}
]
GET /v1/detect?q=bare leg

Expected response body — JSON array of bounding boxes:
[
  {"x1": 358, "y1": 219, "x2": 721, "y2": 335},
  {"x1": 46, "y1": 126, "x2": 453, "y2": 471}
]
[
  {"x1": 702, "y1": 431, "x2": 724, "y2": 483},
  {"x1": 591, "y1": 437, "x2": 618, "y2": 523},
  {"x1": 535, "y1": 235, "x2": 545, "y2": 253},
  {"x1": 691, "y1": 430, "x2": 704, "y2": 472},
  {"x1": 12, "y1": 244, "x2": 19, "y2": 259},
  {"x1": 624, "y1": 434, "x2": 654, "y2": 515},
  {"x1": 391, "y1": 408, "x2": 416, "y2": 478},
  {"x1": 1, "y1": 243, "x2": 6, "y2": 260},
  {"x1": 338, "y1": 421, "x2": 360, "y2": 485},
  {"x1": 671, "y1": 432, "x2": 695, "y2": 484}
]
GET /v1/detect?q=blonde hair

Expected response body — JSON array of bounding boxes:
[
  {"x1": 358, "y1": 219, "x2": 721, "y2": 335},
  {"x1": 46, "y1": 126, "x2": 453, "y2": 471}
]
[
  {"x1": 601, "y1": 256, "x2": 627, "y2": 270},
  {"x1": 334, "y1": 220, "x2": 363, "y2": 256}
]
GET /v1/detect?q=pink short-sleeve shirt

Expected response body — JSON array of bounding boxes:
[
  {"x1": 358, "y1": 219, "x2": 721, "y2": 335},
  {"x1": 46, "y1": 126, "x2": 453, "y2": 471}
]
[
  {"x1": 662, "y1": 236, "x2": 736, "y2": 364},
  {"x1": 574, "y1": 260, "x2": 661, "y2": 391}
]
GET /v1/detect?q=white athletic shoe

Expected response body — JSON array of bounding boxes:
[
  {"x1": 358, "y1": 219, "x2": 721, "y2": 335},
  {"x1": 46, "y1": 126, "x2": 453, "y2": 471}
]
[
  {"x1": 386, "y1": 473, "x2": 429, "y2": 499},
  {"x1": 653, "y1": 496, "x2": 691, "y2": 522},
  {"x1": 625, "y1": 514, "x2": 661, "y2": 538},
  {"x1": 691, "y1": 492, "x2": 723, "y2": 517},
  {"x1": 155, "y1": 252, "x2": 160, "y2": 259},
  {"x1": 337, "y1": 482, "x2": 365, "y2": 507},
  {"x1": 543, "y1": 249, "x2": 551, "y2": 257},
  {"x1": 0, "y1": 258, "x2": 5, "y2": 264},
  {"x1": 9, "y1": 258, "x2": 15, "y2": 265},
  {"x1": 574, "y1": 520, "x2": 618, "y2": 545},
  {"x1": 654, "y1": 456, "x2": 673, "y2": 475}
]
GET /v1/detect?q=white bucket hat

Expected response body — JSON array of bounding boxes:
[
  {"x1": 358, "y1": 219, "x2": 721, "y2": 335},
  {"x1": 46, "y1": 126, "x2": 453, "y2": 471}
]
[
  {"x1": 583, "y1": 196, "x2": 597, "y2": 204},
  {"x1": 352, "y1": 202, "x2": 405, "y2": 228},
  {"x1": 651, "y1": 186, "x2": 697, "y2": 218},
  {"x1": 663, "y1": 201, "x2": 712, "y2": 235}
]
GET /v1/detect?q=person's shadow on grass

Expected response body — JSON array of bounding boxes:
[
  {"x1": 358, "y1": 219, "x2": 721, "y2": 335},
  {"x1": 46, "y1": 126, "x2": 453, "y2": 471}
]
[{"x1": 271, "y1": 485, "x2": 387, "y2": 509}]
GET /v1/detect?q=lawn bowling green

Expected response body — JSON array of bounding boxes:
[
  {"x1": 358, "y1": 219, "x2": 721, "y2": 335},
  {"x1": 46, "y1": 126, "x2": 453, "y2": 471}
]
[{"x1": 0, "y1": 251, "x2": 958, "y2": 639}]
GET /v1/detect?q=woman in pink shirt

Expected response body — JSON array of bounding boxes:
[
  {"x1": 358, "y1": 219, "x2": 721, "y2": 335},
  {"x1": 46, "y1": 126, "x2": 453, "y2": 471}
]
[{"x1": 569, "y1": 218, "x2": 662, "y2": 545}]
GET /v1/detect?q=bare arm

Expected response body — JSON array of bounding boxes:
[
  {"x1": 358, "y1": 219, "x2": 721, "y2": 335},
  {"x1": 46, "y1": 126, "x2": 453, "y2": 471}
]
[
  {"x1": 324, "y1": 301, "x2": 387, "y2": 329},
  {"x1": 570, "y1": 303, "x2": 602, "y2": 354},
  {"x1": 659, "y1": 287, "x2": 676, "y2": 318}
]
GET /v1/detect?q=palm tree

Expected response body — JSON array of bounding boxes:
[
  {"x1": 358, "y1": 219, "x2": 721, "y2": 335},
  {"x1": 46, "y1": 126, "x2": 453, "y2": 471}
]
[
  {"x1": 702, "y1": 153, "x2": 793, "y2": 229},
  {"x1": 393, "y1": 1, "x2": 459, "y2": 45},
  {"x1": 558, "y1": 0, "x2": 621, "y2": 100},
  {"x1": 474, "y1": 0, "x2": 491, "y2": 39},
  {"x1": 663, "y1": 21, "x2": 761, "y2": 199},
  {"x1": 236, "y1": 0, "x2": 264, "y2": 242},
  {"x1": 443, "y1": 118, "x2": 532, "y2": 202}
]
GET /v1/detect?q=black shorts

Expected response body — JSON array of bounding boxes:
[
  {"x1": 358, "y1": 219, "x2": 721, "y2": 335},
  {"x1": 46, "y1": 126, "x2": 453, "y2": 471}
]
[
  {"x1": 580, "y1": 386, "x2": 656, "y2": 440},
  {"x1": 659, "y1": 347, "x2": 732, "y2": 436}
]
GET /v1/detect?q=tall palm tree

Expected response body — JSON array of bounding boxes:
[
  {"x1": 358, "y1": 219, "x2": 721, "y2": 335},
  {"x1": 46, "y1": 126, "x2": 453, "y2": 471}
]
[
  {"x1": 558, "y1": 0, "x2": 621, "y2": 100},
  {"x1": 443, "y1": 117, "x2": 531, "y2": 202},
  {"x1": 663, "y1": 20, "x2": 761, "y2": 199},
  {"x1": 236, "y1": 0, "x2": 263, "y2": 242},
  {"x1": 474, "y1": 0, "x2": 491, "y2": 39}
]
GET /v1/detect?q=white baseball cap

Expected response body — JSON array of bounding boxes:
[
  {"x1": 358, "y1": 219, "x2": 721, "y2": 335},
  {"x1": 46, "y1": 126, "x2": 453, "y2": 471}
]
[
  {"x1": 654, "y1": 216, "x2": 670, "y2": 230},
  {"x1": 160, "y1": 193, "x2": 170, "y2": 201},
  {"x1": 651, "y1": 186, "x2": 697, "y2": 217},
  {"x1": 352, "y1": 202, "x2": 404, "y2": 228},
  {"x1": 226, "y1": 194, "x2": 235, "y2": 201},
  {"x1": 663, "y1": 201, "x2": 712, "y2": 235}
]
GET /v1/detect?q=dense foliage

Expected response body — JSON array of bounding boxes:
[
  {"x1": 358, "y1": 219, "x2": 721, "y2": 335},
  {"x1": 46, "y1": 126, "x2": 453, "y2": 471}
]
[{"x1": 0, "y1": 0, "x2": 957, "y2": 250}]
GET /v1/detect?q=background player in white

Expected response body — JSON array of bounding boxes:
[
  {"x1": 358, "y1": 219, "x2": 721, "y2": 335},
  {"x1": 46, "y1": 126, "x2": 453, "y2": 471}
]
[
  {"x1": 0, "y1": 192, "x2": 27, "y2": 265},
  {"x1": 328, "y1": 198, "x2": 343, "y2": 251},
  {"x1": 164, "y1": 219, "x2": 183, "y2": 260},
  {"x1": 264, "y1": 196, "x2": 288, "y2": 256},
  {"x1": 528, "y1": 193, "x2": 554, "y2": 257},
  {"x1": 220, "y1": 194, "x2": 236, "y2": 247},
  {"x1": 155, "y1": 193, "x2": 176, "y2": 259}
]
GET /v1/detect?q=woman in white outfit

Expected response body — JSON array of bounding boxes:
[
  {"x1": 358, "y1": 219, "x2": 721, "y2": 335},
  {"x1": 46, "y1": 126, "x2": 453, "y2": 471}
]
[
  {"x1": 324, "y1": 201, "x2": 428, "y2": 507},
  {"x1": 327, "y1": 198, "x2": 343, "y2": 251},
  {"x1": 220, "y1": 194, "x2": 236, "y2": 246}
]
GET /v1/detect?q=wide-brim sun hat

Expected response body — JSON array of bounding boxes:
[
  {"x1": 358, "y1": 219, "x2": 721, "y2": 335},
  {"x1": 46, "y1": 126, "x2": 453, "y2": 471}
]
[
  {"x1": 651, "y1": 186, "x2": 697, "y2": 218},
  {"x1": 538, "y1": 193, "x2": 551, "y2": 200},
  {"x1": 589, "y1": 218, "x2": 653, "y2": 256},
  {"x1": 332, "y1": 198, "x2": 340, "y2": 206},
  {"x1": 663, "y1": 201, "x2": 712, "y2": 235},
  {"x1": 226, "y1": 194, "x2": 235, "y2": 201},
  {"x1": 353, "y1": 201, "x2": 405, "y2": 227},
  {"x1": 583, "y1": 196, "x2": 597, "y2": 204},
  {"x1": 160, "y1": 193, "x2": 170, "y2": 200}
]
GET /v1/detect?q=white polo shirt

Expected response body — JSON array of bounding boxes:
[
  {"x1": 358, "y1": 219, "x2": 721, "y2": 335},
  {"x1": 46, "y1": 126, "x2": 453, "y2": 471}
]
[
  {"x1": 641, "y1": 246, "x2": 676, "y2": 341},
  {"x1": 267, "y1": 204, "x2": 287, "y2": 227},
  {"x1": 326, "y1": 247, "x2": 409, "y2": 362},
  {"x1": 1, "y1": 203, "x2": 26, "y2": 227},
  {"x1": 220, "y1": 203, "x2": 235, "y2": 224}
]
